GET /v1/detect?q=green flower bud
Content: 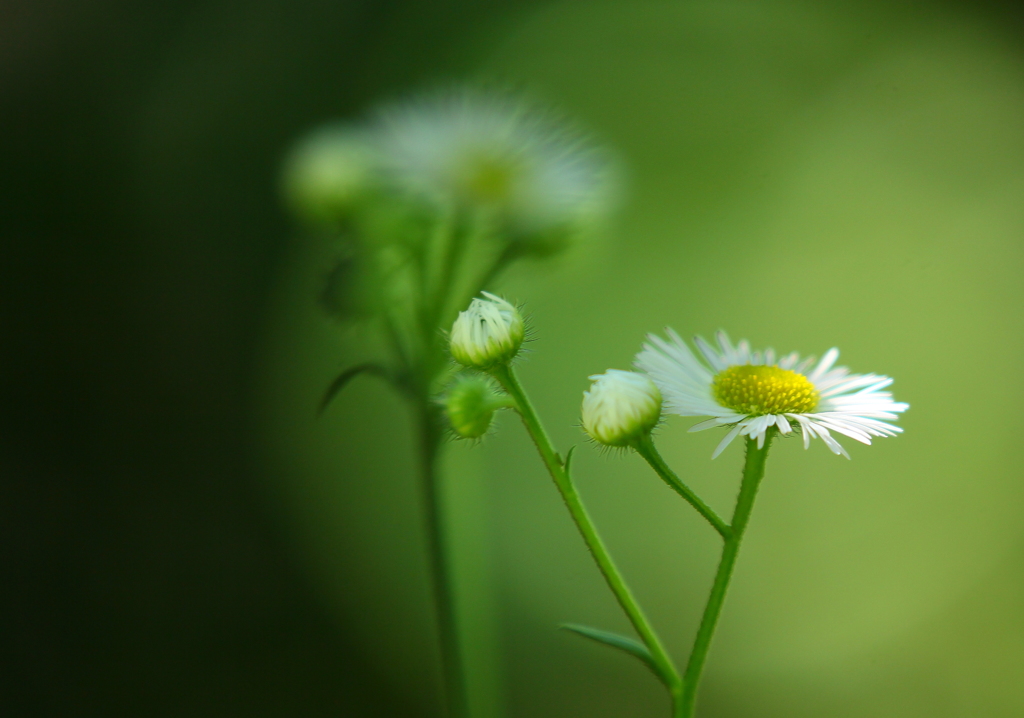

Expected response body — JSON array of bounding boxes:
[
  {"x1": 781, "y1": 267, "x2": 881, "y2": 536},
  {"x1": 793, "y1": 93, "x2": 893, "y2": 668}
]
[
  {"x1": 282, "y1": 124, "x2": 378, "y2": 225},
  {"x1": 581, "y1": 370, "x2": 662, "y2": 447},
  {"x1": 449, "y1": 293, "x2": 524, "y2": 369},
  {"x1": 443, "y1": 375, "x2": 510, "y2": 439}
]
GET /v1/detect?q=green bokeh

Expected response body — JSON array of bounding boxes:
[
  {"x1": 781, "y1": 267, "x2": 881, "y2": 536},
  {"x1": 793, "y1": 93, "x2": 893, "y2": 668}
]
[{"x1": 260, "y1": 2, "x2": 1024, "y2": 716}]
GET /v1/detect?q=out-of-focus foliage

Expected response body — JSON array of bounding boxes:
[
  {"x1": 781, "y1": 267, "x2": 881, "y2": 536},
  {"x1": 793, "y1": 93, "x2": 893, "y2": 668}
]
[{"x1": 259, "y1": 2, "x2": 1024, "y2": 717}]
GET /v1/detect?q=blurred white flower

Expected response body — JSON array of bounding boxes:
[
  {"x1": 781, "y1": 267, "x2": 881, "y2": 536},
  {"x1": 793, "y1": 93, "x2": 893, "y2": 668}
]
[
  {"x1": 449, "y1": 292, "x2": 524, "y2": 369},
  {"x1": 375, "y1": 88, "x2": 617, "y2": 234},
  {"x1": 581, "y1": 370, "x2": 662, "y2": 447},
  {"x1": 635, "y1": 330, "x2": 908, "y2": 459}
]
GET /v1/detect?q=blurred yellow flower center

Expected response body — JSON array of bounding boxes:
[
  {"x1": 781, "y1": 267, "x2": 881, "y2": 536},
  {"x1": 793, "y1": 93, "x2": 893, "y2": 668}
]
[
  {"x1": 713, "y1": 365, "x2": 819, "y2": 416},
  {"x1": 462, "y1": 154, "x2": 518, "y2": 203}
]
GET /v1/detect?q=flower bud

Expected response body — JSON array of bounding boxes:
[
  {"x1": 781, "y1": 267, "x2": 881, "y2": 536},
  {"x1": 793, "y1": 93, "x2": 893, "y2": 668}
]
[
  {"x1": 449, "y1": 293, "x2": 525, "y2": 369},
  {"x1": 282, "y1": 124, "x2": 378, "y2": 225},
  {"x1": 443, "y1": 375, "x2": 509, "y2": 439},
  {"x1": 581, "y1": 370, "x2": 662, "y2": 447}
]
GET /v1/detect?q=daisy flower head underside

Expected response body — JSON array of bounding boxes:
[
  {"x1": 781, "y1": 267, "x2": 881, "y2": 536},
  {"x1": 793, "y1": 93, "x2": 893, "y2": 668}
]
[{"x1": 634, "y1": 330, "x2": 908, "y2": 459}]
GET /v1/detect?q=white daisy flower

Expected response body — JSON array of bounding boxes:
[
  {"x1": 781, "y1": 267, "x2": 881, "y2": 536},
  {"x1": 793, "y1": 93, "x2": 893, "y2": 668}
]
[
  {"x1": 374, "y1": 88, "x2": 617, "y2": 234},
  {"x1": 634, "y1": 330, "x2": 908, "y2": 459}
]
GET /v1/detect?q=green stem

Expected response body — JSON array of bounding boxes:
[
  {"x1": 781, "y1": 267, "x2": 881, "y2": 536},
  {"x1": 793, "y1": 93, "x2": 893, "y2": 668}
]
[
  {"x1": 632, "y1": 436, "x2": 731, "y2": 540},
  {"x1": 491, "y1": 364, "x2": 682, "y2": 698},
  {"x1": 474, "y1": 240, "x2": 521, "y2": 296},
  {"x1": 679, "y1": 431, "x2": 775, "y2": 717},
  {"x1": 416, "y1": 401, "x2": 468, "y2": 718},
  {"x1": 430, "y1": 208, "x2": 474, "y2": 332}
]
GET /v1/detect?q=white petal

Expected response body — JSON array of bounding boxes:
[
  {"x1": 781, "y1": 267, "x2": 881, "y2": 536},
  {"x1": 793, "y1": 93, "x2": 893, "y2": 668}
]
[
  {"x1": 694, "y1": 335, "x2": 727, "y2": 372},
  {"x1": 808, "y1": 348, "x2": 840, "y2": 382},
  {"x1": 716, "y1": 330, "x2": 737, "y2": 364},
  {"x1": 791, "y1": 414, "x2": 815, "y2": 449},
  {"x1": 811, "y1": 423, "x2": 850, "y2": 458},
  {"x1": 736, "y1": 340, "x2": 751, "y2": 364},
  {"x1": 712, "y1": 423, "x2": 746, "y2": 459},
  {"x1": 775, "y1": 414, "x2": 792, "y2": 434},
  {"x1": 688, "y1": 418, "x2": 724, "y2": 433},
  {"x1": 743, "y1": 415, "x2": 771, "y2": 442}
]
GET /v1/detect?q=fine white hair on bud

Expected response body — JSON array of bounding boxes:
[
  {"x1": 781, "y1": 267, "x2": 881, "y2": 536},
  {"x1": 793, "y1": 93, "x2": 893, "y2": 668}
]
[
  {"x1": 442, "y1": 374, "x2": 508, "y2": 439},
  {"x1": 449, "y1": 292, "x2": 525, "y2": 369},
  {"x1": 582, "y1": 370, "x2": 663, "y2": 447}
]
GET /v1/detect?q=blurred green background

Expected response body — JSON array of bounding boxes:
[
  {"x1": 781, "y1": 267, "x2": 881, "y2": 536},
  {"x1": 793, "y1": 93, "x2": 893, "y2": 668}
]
[{"x1": 5, "y1": 1, "x2": 1024, "y2": 716}]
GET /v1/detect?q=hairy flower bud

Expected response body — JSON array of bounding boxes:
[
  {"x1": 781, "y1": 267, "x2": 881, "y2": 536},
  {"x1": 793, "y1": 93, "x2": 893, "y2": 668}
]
[
  {"x1": 582, "y1": 370, "x2": 662, "y2": 447},
  {"x1": 449, "y1": 293, "x2": 524, "y2": 369},
  {"x1": 443, "y1": 375, "x2": 510, "y2": 439}
]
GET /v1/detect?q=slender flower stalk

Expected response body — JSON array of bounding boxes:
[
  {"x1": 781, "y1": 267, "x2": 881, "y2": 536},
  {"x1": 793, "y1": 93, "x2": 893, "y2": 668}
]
[
  {"x1": 678, "y1": 431, "x2": 774, "y2": 716},
  {"x1": 631, "y1": 435, "x2": 730, "y2": 540},
  {"x1": 490, "y1": 364, "x2": 683, "y2": 700},
  {"x1": 415, "y1": 402, "x2": 468, "y2": 718}
]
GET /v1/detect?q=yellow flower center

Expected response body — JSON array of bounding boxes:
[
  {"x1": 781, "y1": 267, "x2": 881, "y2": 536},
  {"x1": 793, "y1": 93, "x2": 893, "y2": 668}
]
[
  {"x1": 462, "y1": 153, "x2": 519, "y2": 203},
  {"x1": 712, "y1": 365, "x2": 819, "y2": 416}
]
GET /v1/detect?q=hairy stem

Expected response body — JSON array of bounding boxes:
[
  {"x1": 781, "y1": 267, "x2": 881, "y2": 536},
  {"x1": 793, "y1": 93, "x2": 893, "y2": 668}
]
[{"x1": 632, "y1": 435, "x2": 731, "y2": 540}]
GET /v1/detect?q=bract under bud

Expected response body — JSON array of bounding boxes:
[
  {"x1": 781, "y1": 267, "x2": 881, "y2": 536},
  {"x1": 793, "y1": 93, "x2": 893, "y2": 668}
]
[
  {"x1": 282, "y1": 124, "x2": 378, "y2": 225},
  {"x1": 443, "y1": 375, "x2": 508, "y2": 439},
  {"x1": 449, "y1": 292, "x2": 524, "y2": 369},
  {"x1": 581, "y1": 370, "x2": 662, "y2": 447}
]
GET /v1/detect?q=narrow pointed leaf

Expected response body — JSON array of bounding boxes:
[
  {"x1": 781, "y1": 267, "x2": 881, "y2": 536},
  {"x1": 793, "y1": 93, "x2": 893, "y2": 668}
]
[
  {"x1": 560, "y1": 623, "x2": 663, "y2": 680},
  {"x1": 319, "y1": 363, "x2": 393, "y2": 414},
  {"x1": 563, "y1": 445, "x2": 577, "y2": 474}
]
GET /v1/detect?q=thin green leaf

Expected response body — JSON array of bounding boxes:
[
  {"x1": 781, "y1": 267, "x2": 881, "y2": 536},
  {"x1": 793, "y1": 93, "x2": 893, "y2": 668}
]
[
  {"x1": 318, "y1": 363, "x2": 393, "y2": 415},
  {"x1": 563, "y1": 444, "x2": 577, "y2": 474},
  {"x1": 559, "y1": 623, "x2": 663, "y2": 681}
]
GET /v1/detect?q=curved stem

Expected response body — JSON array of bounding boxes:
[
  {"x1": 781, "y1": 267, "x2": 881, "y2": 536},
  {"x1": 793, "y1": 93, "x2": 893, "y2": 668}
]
[
  {"x1": 679, "y1": 431, "x2": 775, "y2": 717},
  {"x1": 632, "y1": 436, "x2": 731, "y2": 540},
  {"x1": 416, "y1": 401, "x2": 467, "y2": 718},
  {"x1": 491, "y1": 364, "x2": 682, "y2": 697}
]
